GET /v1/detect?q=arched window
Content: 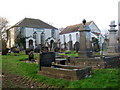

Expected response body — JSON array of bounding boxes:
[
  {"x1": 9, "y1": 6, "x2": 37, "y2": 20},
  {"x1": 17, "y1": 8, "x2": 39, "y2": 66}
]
[
  {"x1": 76, "y1": 33, "x2": 79, "y2": 42},
  {"x1": 63, "y1": 35, "x2": 66, "y2": 43},
  {"x1": 51, "y1": 29, "x2": 55, "y2": 38},
  {"x1": 41, "y1": 32, "x2": 45, "y2": 46},
  {"x1": 33, "y1": 32, "x2": 37, "y2": 45},
  {"x1": 33, "y1": 32, "x2": 37, "y2": 39},
  {"x1": 69, "y1": 34, "x2": 72, "y2": 41}
]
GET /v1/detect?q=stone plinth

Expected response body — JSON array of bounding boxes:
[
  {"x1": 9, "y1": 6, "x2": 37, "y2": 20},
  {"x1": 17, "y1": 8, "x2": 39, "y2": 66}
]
[
  {"x1": 65, "y1": 56, "x2": 120, "y2": 69},
  {"x1": 78, "y1": 20, "x2": 92, "y2": 58},
  {"x1": 38, "y1": 65, "x2": 92, "y2": 81},
  {"x1": 107, "y1": 21, "x2": 118, "y2": 53}
]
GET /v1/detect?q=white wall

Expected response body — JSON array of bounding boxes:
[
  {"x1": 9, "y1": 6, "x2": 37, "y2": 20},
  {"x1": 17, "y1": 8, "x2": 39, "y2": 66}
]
[
  {"x1": 60, "y1": 32, "x2": 79, "y2": 48},
  {"x1": 89, "y1": 22, "x2": 100, "y2": 33},
  {"x1": 7, "y1": 26, "x2": 58, "y2": 48},
  {"x1": 9, "y1": 28, "x2": 15, "y2": 48},
  {"x1": 25, "y1": 27, "x2": 58, "y2": 45}
]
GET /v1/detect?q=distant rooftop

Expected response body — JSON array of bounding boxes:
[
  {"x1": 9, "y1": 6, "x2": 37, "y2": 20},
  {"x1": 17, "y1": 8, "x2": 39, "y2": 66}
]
[
  {"x1": 60, "y1": 21, "x2": 93, "y2": 35},
  {"x1": 9, "y1": 18, "x2": 57, "y2": 29}
]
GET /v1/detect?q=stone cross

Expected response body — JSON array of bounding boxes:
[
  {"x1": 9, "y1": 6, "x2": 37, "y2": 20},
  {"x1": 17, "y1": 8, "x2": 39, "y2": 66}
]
[
  {"x1": 78, "y1": 19, "x2": 92, "y2": 58},
  {"x1": 107, "y1": 21, "x2": 118, "y2": 53}
]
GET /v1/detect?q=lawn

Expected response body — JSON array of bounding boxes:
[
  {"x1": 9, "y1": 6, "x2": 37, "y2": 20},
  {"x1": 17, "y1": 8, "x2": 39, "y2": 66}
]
[{"x1": 2, "y1": 52, "x2": 120, "y2": 88}]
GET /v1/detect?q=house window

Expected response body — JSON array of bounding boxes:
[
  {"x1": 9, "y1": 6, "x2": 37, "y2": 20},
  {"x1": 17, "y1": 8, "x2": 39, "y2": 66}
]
[
  {"x1": 63, "y1": 35, "x2": 66, "y2": 42},
  {"x1": 69, "y1": 34, "x2": 72, "y2": 41},
  {"x1": 41, "y1": 32, "x2": 45, "y2": 46},
  {"x1": 76, "y1": 33, "x2": 79, "y2": 42},
  {"x1": 51, "y1": 29, "x2": 55, "y2": 38},
  {"x1": 33, "y1": 32, "x2": 37, "y2": 39}
]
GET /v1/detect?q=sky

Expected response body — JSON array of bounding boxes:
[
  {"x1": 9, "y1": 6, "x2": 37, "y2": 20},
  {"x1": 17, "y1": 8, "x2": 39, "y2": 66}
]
[{"x1": 0, "y1": 0, "x2": 119, "y2": 34}]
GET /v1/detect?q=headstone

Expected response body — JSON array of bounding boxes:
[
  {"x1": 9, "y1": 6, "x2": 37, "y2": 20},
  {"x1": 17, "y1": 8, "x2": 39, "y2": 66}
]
[
  {"x1": 68, "y1": 41, "x2": 73, "y2": 50},
  {"x1": 29, "y1": 45, "x2": 34, "y2": 51},
  {"x1": 39, "y1": 52, "x2": 55, "y2": 70},
  {"x1": 28, "y1": 51, "x2": 35, "y2": 62},
  {"x1": 25, "y1": 48, "x2": 30, "y2": 55},
  {"x1": 74, "y1": 41, "x2": 80, "y2": 52},
  {"x1": 107, "y1": 21, "x2": 118, "y2": 53},
  {"x1": 54, "y1": 47, "x2": 59, "y2": 56},
  {"x1": 78, "y1": 19, "x2": 92, "y2": 58},
  {"x1": 102, "y1": 42, "x2": 107, "y2": 50},
  {"x1": 53, "y1": 42, "x2": 58, "y2": 49},
  {"x1": 118, "y1": 39, "x2": 120, "y2": 52},
  {"x1": 41, "y1": 46, "x2": 48, "y2": 52},
  {"x1": 92, "y1": 37, "x2": 100, "y2": 52},
  {"x1": 34, "y1": 44, "x2": 41, "y2": 53},
  {"x1": 118, "y1": 22, "x2": 120, "y2": 52},
  {"x1": 64, "y1": 42, "x2": 67, "y2": 50}
]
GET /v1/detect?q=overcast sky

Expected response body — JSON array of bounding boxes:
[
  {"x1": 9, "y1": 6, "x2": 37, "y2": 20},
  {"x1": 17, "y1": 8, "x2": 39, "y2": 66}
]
[{"x1": 0, "y1": 0, "x2": 119, "y2": 34}]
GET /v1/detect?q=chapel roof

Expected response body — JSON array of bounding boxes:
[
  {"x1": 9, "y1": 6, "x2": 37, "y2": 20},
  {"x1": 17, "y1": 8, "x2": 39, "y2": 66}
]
[
  {"x1": 9, "y1": 18, "x2": 57, "y2": 29},
  {"x1": 60, "y1": 21, "x2": 93, "y2": 35}
]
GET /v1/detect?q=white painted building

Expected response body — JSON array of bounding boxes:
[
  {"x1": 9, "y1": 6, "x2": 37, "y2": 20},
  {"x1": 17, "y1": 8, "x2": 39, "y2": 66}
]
[
  {"x1": 7, "y1": 18, "x2": 58, "y2": 49},
  {"x1": 59, "y1": 21, "x2": 104, "y2": 49}
]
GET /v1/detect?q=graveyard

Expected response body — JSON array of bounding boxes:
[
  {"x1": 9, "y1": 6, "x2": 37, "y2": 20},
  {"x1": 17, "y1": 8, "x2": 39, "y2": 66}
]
[
  {"x1": 2, "y1": 20, "x2": 120, "y2": 88},
  {"x1": 2, "y1": 52, "x2": 120, "y2": 88}
]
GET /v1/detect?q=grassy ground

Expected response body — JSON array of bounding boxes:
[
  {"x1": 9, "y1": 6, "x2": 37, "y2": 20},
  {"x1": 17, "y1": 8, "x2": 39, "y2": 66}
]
[
  {"x1": 59, "y1": 50, "x2": 78, "y2": 57},
  {"x1": 2, "y1": 51, "x2": 120, "y2": 88}
]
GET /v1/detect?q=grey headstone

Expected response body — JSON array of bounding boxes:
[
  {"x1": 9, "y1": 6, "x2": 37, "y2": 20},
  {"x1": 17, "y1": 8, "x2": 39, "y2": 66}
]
[
  {"x1": 68, "y1": 41, "x2": 73, "y2": 50},
  {"x1": 39, "y1": 52, "x2": 55, "y2": 67},
  {"x1": 74, "y1": 42, "x2": 80, "y2": 52}
]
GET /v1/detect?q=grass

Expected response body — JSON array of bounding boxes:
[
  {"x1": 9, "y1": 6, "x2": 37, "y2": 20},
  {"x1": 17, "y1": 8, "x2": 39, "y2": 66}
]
[
  {"x1": 59, "y1": 50, "x2": 78, "y2": 57},
  {"x1": 2, "y1": 52, "x2": 120, "y2": 88}
]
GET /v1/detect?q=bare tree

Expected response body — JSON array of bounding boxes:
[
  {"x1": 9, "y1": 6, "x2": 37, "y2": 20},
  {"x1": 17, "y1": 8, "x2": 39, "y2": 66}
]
[
  {"x1": 0, "y1": 17, "x2": 9, "y2": 40},
  {"x1": 0, "y1": 17, "x2": 9, "y2": 55}
]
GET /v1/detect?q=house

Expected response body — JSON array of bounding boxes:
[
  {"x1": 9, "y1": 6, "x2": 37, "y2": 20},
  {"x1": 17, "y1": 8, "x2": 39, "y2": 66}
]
[
  {"x1": 59, "y1": 21, "x2": 104, "y2": 50},
  {"x1": 7, "y1": 18, "x2": 58, "y2": 49}
]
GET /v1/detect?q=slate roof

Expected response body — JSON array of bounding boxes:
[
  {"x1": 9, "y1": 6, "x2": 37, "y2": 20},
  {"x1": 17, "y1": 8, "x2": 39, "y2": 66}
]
[
  {"x1": 10, "y1": 18, "x2": 57, "y2": 29},
  {"x1": 60, "y1": 21, "x2": 93, "y2": 35}
]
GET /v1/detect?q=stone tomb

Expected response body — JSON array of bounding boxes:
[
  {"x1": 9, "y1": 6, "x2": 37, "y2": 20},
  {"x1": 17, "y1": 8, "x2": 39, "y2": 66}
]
[
  {"x1": 38, "y1": 52, "x2": 92, "y2": 80},
  {"x1": 66, "y1": 19, "x2": 120, "y2": 69},
  {"x1": 65, "y1": 56, "x2": 120, "y2": 69}
]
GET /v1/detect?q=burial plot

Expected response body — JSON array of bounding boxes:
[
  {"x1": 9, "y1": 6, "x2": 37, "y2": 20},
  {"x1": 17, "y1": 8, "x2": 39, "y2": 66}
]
[
  {"x1": 38, "y1": 50, "x2": 92, "y2": 80},
  {"x1": 65, "y1": 19, "x2": 120, "y2": 69}
]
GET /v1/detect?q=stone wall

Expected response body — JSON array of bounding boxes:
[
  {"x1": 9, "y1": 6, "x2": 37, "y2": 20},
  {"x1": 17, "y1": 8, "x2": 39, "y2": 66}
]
[{"x1": 38, "y1": 66, "x2": 92, "y2": 81}]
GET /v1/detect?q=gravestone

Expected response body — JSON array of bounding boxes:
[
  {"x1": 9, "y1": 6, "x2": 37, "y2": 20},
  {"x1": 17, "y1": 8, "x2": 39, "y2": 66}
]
[
  {"x1": 102, "y1": 42, "x2": 107, "y2": 50},
  {"x1": 53, "y1": 42, "x2": 58, "y2": 49},
  {"x1": 118, "y1": 39, "x2": 120, "y2": 52},
  {"x1": 78, "y1": 19, "x2": 92, "y2": 58},
  {"x1": 41, "y1": 46, "x2": 48, "y2": 52},
  {"x1": 25, "y1": 48, "x2": 30, "y2": 55},
  {"x1": 64, "y1": 42, "x2": 67, "y2": 50},
  {"x1": 39, "y1": 52, "x2": 55, "y2": 70},
  {"x1": 28, "y1": 51, "x2": 34, "y2": 62},
  {"x1": 74, "y1": 41, "x2": 80, "y2": 52},
  {"x1": 68, "y1": 41, "x2": 73, "y2": 50},
  {"x1": 34, "y1": 44, "x2": 41, "y2": 53},
  {"x1": 107, "y1": 21, "x2": 118, "y2": 53},
  {"x1": 54, "y1": 47, "x2": 59, "y2": 56}
]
